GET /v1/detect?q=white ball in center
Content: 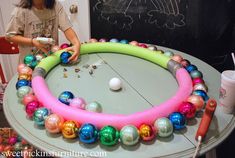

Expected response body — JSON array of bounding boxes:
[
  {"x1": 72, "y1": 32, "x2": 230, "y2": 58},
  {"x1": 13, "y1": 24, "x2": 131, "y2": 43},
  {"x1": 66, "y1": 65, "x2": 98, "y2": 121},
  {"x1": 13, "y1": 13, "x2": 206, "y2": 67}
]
[{"x1": 109, "y1": 77, "x2": 122, "y2": 91}]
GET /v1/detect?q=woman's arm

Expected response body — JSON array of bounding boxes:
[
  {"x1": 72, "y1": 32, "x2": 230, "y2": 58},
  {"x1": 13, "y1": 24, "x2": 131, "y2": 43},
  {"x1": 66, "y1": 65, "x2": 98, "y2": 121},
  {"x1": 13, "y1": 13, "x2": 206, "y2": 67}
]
[
  {"x1": 64, "y1": 28, "x2": 81, "y2": 62},
  {"x1": 5, "y1": 35, "x2": 49, "y2": 54}
]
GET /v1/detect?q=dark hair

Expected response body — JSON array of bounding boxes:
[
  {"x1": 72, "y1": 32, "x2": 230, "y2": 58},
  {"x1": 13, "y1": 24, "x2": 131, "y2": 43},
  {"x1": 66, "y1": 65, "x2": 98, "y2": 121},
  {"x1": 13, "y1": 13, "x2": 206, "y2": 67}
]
[{"x1": 16, "y1": 0, "x2": 55, "y2": 9}]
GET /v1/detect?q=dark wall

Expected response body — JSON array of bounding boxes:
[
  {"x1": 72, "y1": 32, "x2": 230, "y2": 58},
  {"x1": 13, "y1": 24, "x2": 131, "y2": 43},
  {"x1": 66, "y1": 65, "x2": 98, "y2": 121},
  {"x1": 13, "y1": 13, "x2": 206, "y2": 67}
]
[{"x1": 90, "y1": 0, "x2": 235, "y2": 72}]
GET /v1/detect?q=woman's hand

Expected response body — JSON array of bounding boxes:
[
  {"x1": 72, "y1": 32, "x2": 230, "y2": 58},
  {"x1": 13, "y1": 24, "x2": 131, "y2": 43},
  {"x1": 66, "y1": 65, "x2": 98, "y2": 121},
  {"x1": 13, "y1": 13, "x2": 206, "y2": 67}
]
[
  {"x1": 66, "y1": 44, "x2": 80, "y2": 63},
  {"x1": 63, "y1": 28, "x2": 81, "y2": 63},
  {"x1": 32, "y1": 38, "x2": 50, "y2": 55}
]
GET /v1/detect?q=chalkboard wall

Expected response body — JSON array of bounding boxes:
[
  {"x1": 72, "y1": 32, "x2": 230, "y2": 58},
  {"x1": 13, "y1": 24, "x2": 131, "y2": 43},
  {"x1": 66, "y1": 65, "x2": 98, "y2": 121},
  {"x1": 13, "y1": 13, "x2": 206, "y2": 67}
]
[{"x1": 90, "y1": 0, "x2": 235, "y2": 72}]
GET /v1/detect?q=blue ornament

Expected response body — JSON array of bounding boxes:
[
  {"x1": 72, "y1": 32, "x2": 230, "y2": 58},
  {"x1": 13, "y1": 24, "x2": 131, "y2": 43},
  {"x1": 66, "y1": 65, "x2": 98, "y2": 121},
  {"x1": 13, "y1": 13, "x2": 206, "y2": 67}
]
[
  {"x1": 29, "y1": 60, "x2": 38, "y2": 69},
  {"x1": 33, "y1": 108, "x2": 50, "y2": 126},
  {"x1": 186, "y1": 65, "x2": 198, "y2": 73},
  {"x1": 120, "y1": 39, "x2": 129, "y2": 44},
  {"x1": 60, "y1": 51, "x2": 72, "y2": 64},
  {"x1": 58, "y1": 91, "x2": 74, "y2": 105},
  {"x1": 169, "y1": 112, "x2": 186, "y2": 130},
  {"x1": 109, "y1": 38, "x2": 119, "y2": 43},
  {"x1": 78, "y1": 123, "x2": 99, "y2": 144},
  {"x1": 193, "y1": 90, "x2": 209, "y2": 101},
  {"x1": 16, "y1": 79, "x2": 31, "y2": 89}
]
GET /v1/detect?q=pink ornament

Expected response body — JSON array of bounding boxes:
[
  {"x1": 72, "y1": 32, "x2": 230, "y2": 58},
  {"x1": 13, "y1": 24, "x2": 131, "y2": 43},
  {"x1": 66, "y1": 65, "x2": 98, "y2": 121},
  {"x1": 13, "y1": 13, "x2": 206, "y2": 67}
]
[
  {"x1": 25, "y1": 101, "x2": 40, "y2": 118},
  {"x1": 99, "y1": 38, "x2": 107, "y2": 42},
  {"x1": 171, "y1": 54, "x2": 183, "y2": 63},
  {"x1": 138, "y1": 43, "x2": 148, "y2": 48},
  {"x1": 22, "y1": 94, "x2": 38, "y2": 106},
  {"x1": 187, "y1": 95, "x2": 205, "y2": 111},
  {"x1": 19, "y1": 66, "x2": 33, "y2": 75},
  {"x1": 181, "y1": 59, "x2": 191, "y2": 67},
  {"x1": 8, "y1": 137, "x2": 17, "y2": 145},
  {"x1": 69, "y1": 97, "x2": 86, "y2": 109},
  {"x1": 51, "y1": 45, "x2": 60, "y2": 52},
  {"x1": 17, "y1": 64, "x2": 27, "y2": 73},
  {"x1": 45, "y1": 114, "x2": 64, "y2": 133},
  {"x1": 178, "y1": 102, "x2": 196, "y2": 119},
  {"x1": 129, "y1": 41, "x2": 139, "y2": 46},
  {"x1": 89, "y1": 38, "x2": 98, "y2": 43},
  {"x1": 60, "y1": 43, "x2": 70, "y2": 49},
  {"x1": 192, "y1": 78, "x2": 205, "y2": 86}
]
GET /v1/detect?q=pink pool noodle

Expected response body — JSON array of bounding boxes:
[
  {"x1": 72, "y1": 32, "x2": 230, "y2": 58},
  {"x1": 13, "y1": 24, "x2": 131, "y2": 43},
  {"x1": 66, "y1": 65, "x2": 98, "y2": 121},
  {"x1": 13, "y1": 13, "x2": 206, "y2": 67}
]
[{"x1": 32, "y1": 68, "x2": 192, "y2": 129}]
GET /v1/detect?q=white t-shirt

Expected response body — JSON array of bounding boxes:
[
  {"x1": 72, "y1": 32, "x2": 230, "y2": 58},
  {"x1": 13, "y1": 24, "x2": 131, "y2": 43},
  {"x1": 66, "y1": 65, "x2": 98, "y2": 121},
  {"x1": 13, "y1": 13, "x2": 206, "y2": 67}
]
[{"x1": 5, "y1": 0, "x2": 72, "y2": 63}]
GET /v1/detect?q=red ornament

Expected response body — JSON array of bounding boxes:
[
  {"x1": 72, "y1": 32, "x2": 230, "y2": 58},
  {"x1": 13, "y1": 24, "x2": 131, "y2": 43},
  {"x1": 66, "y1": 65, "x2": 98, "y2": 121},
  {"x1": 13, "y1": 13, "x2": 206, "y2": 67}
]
[
  {"x1": 60, "y1": 43, "x2": 70, "y2": 49},
  {"x1": 181, "y1": 59, "x2": 191, "y2": 67},
  {"x1": 0, "y1": 144, "x2": 5, "y2": 152},
  {"x1": 4, "y1": 145, "x2": 13, "y2": 151},
  {"x1": 138, "y1": 43, "x2": 148, "y2": 48},
  {"x1": 178, "y1": 102, "x2": 196, "y2": 119}
]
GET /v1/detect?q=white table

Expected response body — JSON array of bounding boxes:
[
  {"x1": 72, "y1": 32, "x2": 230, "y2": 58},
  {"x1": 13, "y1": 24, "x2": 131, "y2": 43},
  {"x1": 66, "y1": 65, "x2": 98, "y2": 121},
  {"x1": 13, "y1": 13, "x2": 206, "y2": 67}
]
[{"x1": 3, "y1": 46, "x2": 235, "y2": 158}]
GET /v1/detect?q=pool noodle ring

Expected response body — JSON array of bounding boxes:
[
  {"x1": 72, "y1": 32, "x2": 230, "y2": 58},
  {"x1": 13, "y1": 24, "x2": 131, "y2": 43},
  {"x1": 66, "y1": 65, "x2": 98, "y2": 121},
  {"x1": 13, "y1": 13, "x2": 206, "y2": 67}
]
[{"x1": 32, "y1": 43, "x2": 192, "y2": 129}]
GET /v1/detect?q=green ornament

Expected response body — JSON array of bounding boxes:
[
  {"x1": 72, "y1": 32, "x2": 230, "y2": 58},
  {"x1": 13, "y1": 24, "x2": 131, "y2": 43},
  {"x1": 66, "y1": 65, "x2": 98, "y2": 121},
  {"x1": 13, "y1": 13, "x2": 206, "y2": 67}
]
[
  {"x1": 24, "y1": 54, "x2": 35, "y2": 65},
  {"x1": 120, "y1": 125, "x2": 139, "y2": 146},
  {"x1": 14, "y1": 142, "x2": 23, "y2": 151},
  {"x1": 17, "y1": 86, "x2": 32, "y2": 98},
  {"x1": 17, "y1": 136, "x2": 22, "y2": 142},
  {"x1": 29, "y1": 60, "x2": 38, "y2": 69},
  {"x1": 33, "y1": 108, "x2": 50, "y2": 126},
  {"x1": 100, "y1": 125, "x2": 119, "y2": 146},
  {"x1": 85, "y1": 101, "x2": 102, "y2": 113},
  {"x1": 24, "y1": 54, "x2": 38, "y2": 69},
  {"x1": 154, "y1": 118, "x2": 173, "y2": 137},
  {"x1": 190, "y1": 70, "x2": 203, "y2": 79},
  {"x1": 48, "y1": 51, "x2": 54, "y2": 55},
  {"x1": 164, "y1": 51, "x2": 174, "y2": 57}
]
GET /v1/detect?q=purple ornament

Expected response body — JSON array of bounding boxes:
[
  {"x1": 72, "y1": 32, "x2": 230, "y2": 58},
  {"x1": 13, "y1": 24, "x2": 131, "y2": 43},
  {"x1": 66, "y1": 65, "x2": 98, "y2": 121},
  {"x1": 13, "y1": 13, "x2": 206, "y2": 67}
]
[
  {"x1": 69, "y1": 97, "x2": 86, "y2": 109},
  {"x1": 178, "y1": 102, "x2": 196, "y2": 119},
  {"x1": 8, "y1": 137, "x2": 17, "y2": 145},
  {"x1": 25, "y1": 101, "x2": 40, "y2": 118},
  {"x1": 99, "y1": 38, "x2": 107, "y2": 42}
]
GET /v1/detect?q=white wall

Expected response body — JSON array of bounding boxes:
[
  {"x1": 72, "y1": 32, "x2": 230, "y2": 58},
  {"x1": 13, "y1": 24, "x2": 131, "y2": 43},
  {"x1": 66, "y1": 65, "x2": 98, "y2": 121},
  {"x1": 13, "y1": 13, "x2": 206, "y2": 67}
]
[
  {"x1": 0, "y1": 0, "x2": 19, "y2": 82},
  {"x1": 58, "y1": 0, "x2": 91, "y2": 44},
  {"x1": 0, "y1": 0, "x2": 90, "y2": 81}
]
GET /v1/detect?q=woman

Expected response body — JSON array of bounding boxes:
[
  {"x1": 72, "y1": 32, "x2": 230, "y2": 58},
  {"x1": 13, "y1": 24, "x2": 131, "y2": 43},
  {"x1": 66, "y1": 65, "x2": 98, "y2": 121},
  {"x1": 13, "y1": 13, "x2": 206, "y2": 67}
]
[{"x1": 5, "y1": 0, "x2": 80, "y2": 63}]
